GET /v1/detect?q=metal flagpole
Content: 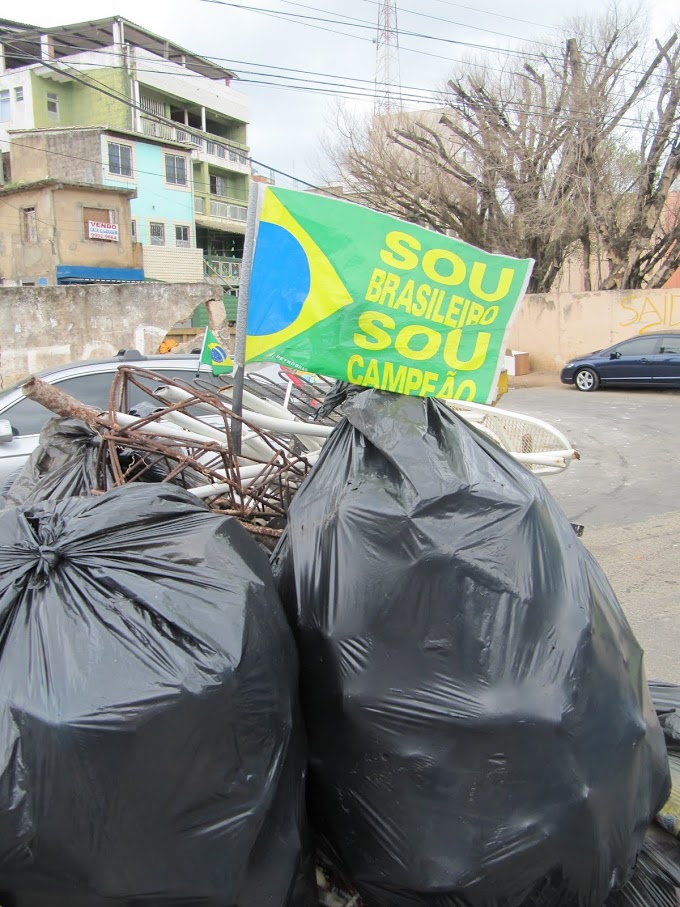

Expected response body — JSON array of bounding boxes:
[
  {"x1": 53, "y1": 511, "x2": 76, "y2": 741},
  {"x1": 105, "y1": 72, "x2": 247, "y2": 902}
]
[
  {"x1": 196, "y1": 326, "x2": 209, "y2": 377},
  {"x1": 231, "y1": 180, "x2": 262, "y2": 454}
]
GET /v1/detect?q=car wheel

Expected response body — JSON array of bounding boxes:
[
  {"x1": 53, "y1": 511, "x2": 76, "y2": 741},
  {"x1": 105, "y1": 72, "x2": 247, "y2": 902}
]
[{"x1": 575, "y1": 367, "x2": 599, "y2": 392}]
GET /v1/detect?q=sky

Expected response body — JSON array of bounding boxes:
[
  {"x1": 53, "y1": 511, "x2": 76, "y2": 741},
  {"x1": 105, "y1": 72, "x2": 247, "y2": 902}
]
[{"x1": 12, "y1": 0, "x2": 680, "y2": 186}]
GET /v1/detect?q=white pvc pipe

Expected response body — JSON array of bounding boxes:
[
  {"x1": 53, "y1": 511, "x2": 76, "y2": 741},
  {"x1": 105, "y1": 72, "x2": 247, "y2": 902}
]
[
  {"x1": 241, "y1": 409, "x2": 333, "y2": 438},
  {"x1": 511, "y1": 449, "x2": 577, "y2": 467},
  {"x1": 188, "y1": 450, "x2": 320, "y2": 498},
  {"x1": 155, "y1": 383, "x2": 325, "y2": 451},
  {"x1": 106, "y1": 412, "x2": 224, "y2": 446}
]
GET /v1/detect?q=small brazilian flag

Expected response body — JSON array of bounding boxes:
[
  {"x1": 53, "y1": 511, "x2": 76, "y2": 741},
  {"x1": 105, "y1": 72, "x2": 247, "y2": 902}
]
[{"x1": 199, "y1": 327, "x2": 232, "y2": 375}]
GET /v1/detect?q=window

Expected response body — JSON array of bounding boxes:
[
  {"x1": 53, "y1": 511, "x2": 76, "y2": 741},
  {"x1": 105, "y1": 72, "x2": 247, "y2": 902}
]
[
  {"x1": 0, "y1": 90, "x2": 9, "y2": 123},
  {"x1": 660, "y1": 337, "x2": 680, "y2": 354},
  {"x1": 165, "y1": 154, "x2": 187, "y2": 186},
  {"x1": 21, "y1": 207, "x2": 38, "y2": 244},
  {"x1": 108, "y1": 142, "x2": 133, "y2": 177},
  {"x1": 47, "y1": 92, "x2": 59, "y2": 121},
  {"x1": 175, "y1": 225, "x2": 190, "y2": 248},
  {"x1": 131, "y1": 219, "x2": 138, "y2": 242},
  {"x1": 613, "y1": 337, "x2": 659, "y2": 357},
  {"x1": 0, "y1": 367, "x2": 226, "y2": 438},
  {"x1": 14, "y1": 86, "x2": 24, "y2": 103},
  {"x1": 2, "y1": 373, "x2": 115, "y2": 436},
  {"x1": 83, "y1": 207, "x2": 117, "y2": 241},
  {"x1": 150, "y1": 222, "x2": 165, "y2": 245},
  {"x1": 210, "y1": 174, "x2": 227, "y2": 197}
]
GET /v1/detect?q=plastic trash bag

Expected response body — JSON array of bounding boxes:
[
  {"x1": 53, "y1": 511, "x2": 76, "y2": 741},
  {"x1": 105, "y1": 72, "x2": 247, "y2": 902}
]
[
  {"x1": 1, "y1": 418, "x2": 102, "y2": 507},
  {"x1": 605, "y1": 825, "x2": 680, "y2": 907},
  {"x1": 0, "y1": 484, "x2": 313, "y2": 907},
  {"x1": 649, "y1": 681, "x2": 680, "y2": 750},
  {"x1": 648, "y1": 682, "x2": 680, "y2": 840},
  {"x1": 273, "y1": 390, "x2": 670, "y2": 907}
]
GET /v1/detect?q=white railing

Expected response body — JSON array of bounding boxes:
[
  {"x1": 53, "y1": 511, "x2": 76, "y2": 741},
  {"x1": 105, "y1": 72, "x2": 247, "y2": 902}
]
[
  {"x1": 140, "y1": 95, "x2": 165, "y2": 118},
  {"x1": 139, "y1": 117, "x2": 249, "y2": 168},
  {"x1": 209, "y1": 199, "x2": 247, "y2": 221},
  {"x1": 205, "y1": 139, "x2": 249, "y2": 167},
  {"x1": 204, "y1": 258, "x2": 241, "y2": 282}
]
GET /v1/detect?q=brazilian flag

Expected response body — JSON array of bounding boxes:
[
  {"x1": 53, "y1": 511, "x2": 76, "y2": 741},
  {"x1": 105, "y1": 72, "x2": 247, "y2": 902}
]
[{"x1": 228, "y1": 188, "x2": 533, "y2": 402}]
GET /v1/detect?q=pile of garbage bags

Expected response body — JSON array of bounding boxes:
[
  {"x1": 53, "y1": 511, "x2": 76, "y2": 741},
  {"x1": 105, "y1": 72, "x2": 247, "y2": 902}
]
[
  {"x1": 0, "y1": 394, "x2": 677, "y2": 906},
  {"x1": 0, "y1": 483, "x2": 313, "y2": 906}
]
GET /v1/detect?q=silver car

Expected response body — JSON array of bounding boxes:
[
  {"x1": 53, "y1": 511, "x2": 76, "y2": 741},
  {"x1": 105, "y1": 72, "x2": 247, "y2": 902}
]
[{"x1": 0, "y1": 350, "x2": 226, "y2": 485}]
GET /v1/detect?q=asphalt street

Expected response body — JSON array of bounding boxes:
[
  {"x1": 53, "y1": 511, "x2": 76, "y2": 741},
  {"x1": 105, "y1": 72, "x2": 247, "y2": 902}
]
[{"x1": 502, "y1": 382, "x2": 680, "y2": 684}]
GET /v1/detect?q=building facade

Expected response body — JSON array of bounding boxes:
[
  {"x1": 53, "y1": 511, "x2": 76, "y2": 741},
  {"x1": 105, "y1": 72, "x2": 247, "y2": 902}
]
[
  {"x1": 0, "y1": 179, "x2": 141, "y2": 286},
  {"x1": 0, "y1": 16, "x2": 249, "y2": 296}
]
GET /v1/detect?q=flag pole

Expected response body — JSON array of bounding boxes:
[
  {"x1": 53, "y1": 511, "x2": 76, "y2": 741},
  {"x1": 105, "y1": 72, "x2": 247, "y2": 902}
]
[
  {"x1": 231, "y1": 180, "x2": 262, "y2": 455},
  {"x1": 196, "y1": 326, "x2": 209, "y2": 377}
]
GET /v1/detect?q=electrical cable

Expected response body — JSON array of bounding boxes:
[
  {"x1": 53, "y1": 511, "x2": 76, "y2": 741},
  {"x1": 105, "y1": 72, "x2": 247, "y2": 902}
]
[{"x1": 2, "y1": 43, "x2": 660, "y2": 132}]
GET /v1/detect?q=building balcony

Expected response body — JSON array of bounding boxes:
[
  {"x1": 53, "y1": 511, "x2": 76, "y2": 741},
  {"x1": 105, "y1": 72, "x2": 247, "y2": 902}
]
[
  {"x1": 140, "y1": 117, "x2": 250, "y2": 174},
  {"x1": 194, "y1": 193, "x2": 248, "y2": 231},
  {"x1": 204, "y1": 256, "x2": 241, "y2": 285}
]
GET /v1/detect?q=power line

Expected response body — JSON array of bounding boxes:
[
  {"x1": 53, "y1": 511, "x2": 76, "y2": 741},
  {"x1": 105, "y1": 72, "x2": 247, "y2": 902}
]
[
  {"x1": 423, "y1": 0, "x2": 563, "y2": 32},
  {"x1": 2, "y1": 42, "x2": 661, "y2": 132},
  {"x1": 3, "y1": 49, "x2": 439, "y2": 104},
  {"x1": 2, "y1": 38, "x2": 331, "y2": 192},
  {"x1": 13, "y1": 15, "x2": 673, "y2": 92},
  {"x1": 279, "y1": 0, "x2": 539, "y2": 44},
  {"x1": 197, "y1": 0, "x2": 557, "y2": 61},
  {"x1": 5, "y1": 48, "x2": 656, "y2": 134},
  {"x1": 195, "y1": 0, "x2": 677, "y2": 81}
]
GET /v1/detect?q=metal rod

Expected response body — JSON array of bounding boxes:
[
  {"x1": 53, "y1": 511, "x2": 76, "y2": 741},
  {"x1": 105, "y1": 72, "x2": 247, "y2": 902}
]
[{"x1": 231, "y1": 180, "x2": 263, "y2": 455}]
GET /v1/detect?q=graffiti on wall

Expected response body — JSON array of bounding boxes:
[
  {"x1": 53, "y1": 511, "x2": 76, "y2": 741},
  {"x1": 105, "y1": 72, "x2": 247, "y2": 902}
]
[{"x1": 619, "y1": 292, "x2": 680, "y2": 334}]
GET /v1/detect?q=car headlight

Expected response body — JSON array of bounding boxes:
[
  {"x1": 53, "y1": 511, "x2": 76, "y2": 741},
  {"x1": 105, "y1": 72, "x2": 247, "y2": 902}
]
[{"x1": 564, "y1": 361, "x2": 575, "y2": 368}]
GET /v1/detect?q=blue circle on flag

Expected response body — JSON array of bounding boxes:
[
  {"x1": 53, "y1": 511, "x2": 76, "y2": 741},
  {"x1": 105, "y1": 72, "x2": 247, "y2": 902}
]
[
  {"x1": 211, "y1": 346, "x2": 227, "y2": 364},
  {"x1": 248, "y1": 222, "x2": 311, "y2": 336}
]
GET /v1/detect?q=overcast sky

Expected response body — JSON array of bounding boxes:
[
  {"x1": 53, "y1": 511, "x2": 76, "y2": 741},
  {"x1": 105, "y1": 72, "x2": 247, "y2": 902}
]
[{"x1": 14, "y1": 0, "x2": 679, "y2": 186}]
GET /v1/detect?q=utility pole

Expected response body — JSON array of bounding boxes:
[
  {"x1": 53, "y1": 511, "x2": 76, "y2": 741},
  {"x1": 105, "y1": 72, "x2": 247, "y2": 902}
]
[{"x1": 374, "y1": 0, "x2": 403, "y2": 117}]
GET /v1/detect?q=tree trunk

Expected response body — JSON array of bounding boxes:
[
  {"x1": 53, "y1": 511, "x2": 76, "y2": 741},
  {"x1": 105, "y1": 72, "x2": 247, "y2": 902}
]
[{"x1": 581, "y1": 234, "x2": 592, "y2": 291}]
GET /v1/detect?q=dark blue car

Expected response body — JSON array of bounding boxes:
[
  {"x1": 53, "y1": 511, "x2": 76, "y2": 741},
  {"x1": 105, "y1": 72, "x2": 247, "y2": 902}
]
[{"x1": 560, "y1": 331, "x2": 680, "y2": 391}]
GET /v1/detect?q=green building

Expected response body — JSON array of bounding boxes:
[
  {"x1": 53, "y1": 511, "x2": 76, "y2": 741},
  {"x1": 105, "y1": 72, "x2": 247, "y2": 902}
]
[{"x1": 0, "y1": 15, "x2": 248, "y2": 303}]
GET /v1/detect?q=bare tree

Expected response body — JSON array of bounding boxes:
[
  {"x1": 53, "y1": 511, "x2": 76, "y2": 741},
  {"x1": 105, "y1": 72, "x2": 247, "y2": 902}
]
[{"x1": 323, "y1": 7, "x2": 680, "y2": 292}]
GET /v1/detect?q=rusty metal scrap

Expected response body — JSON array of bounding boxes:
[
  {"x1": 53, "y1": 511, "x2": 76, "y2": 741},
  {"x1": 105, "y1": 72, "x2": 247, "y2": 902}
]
[
  {"x1": 22, "y1": 367, "x2": 324, "y2": 545},
  {"x1": 22, "y1": 377, "x2": 102, "y2": 426}
]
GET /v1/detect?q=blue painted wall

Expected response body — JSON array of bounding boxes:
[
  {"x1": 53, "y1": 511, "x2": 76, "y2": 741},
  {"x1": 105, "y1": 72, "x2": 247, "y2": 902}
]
[{"x1": 103, "y1": 137, "x2": 195, "y2": 247}]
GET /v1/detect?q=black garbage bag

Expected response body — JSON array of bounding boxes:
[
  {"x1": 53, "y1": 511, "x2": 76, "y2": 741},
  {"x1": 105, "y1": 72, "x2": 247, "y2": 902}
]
[
  {"x1": 272, "y1": 390, "x2": 670, "y2": 907},
  {"x1": 1, "y1": 418, "x2": 102, "y2": 508},
  {"x1": 0, "y1": 484, "x2": 313, "y2": 907},
  {"x1": 604, "y1": 824, "x2": 680, "y2": 907},
  {"x1": 649, "y1": 682, "x2": 680, "y2": 750}
]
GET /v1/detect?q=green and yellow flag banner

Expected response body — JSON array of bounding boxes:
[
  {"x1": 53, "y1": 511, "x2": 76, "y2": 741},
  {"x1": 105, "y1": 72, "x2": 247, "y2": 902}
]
[{"x1": 238, "y1": 187, "x2": 533, "y2": 402}]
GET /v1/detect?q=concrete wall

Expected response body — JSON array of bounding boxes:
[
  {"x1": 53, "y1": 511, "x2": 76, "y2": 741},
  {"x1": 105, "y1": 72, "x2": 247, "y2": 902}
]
[
  {"x1": 0, "y1": 71, "x2": 34, "y2": 146},
  {"x1": 0, "y1": 282, "x2": 211, "y2": 385},
  {"x1": 104, "y1": 139, "x2": 195, "y2": 247},
  {"x1": 0, "y1": 184, "x2": 56, "y2": 284},
  {"x1": 509, "y1": 288, "x2": 680, "y2": 371},
  {"x1": 143, "y1": 246, "x2": 204, "y2": 282},
  {"x1": 11, "y1": 129, "x2": 103, "y2": 184},
  {"x1": 55, "y1": 186, "x2": 138, "y2": 272},
  {"x1": 31, "y1": 68, "x2": 131, "y2": 132},
  {"x1": 0, "y1": 183, "x2": 139, "y2": 285}
]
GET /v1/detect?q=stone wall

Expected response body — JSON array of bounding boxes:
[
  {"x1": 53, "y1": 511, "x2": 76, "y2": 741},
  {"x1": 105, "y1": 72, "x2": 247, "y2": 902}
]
[
  {"x1": 3, "y1": 283, "x2": 678, "y2": 389},
  {"x1": 508, "y1": 287, "x2": 680, "y2": 372},
  {"x1": 0, "y1": 283, "x2": 210, "y2": 386}
]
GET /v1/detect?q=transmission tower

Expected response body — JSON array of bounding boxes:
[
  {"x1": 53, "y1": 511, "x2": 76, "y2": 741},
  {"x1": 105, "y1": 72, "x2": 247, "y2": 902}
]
[{"x1": 374, "y1": 0, "x2": 403, "y2": 117}]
